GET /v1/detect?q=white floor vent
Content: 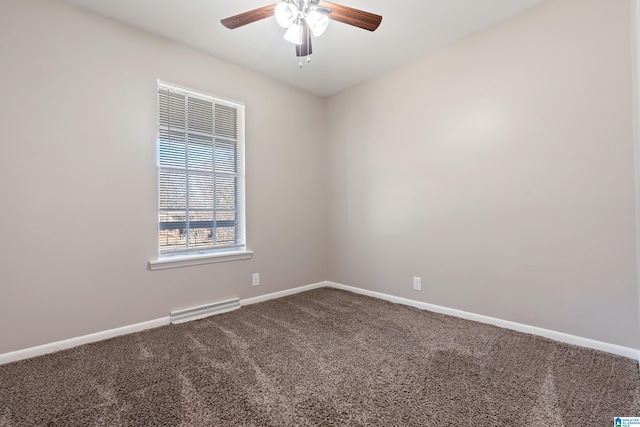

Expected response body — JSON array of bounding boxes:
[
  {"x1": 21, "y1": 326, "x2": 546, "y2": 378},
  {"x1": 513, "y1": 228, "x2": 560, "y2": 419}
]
[{"x1": 170, "y1": 298, "x2": 241, "y2": 324}]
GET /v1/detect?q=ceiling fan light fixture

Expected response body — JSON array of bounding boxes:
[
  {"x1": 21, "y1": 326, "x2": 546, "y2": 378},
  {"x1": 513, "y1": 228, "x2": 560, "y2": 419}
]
[
  {"x1": 283, "y1": 20, "x2": 303, "y2": 45},
  {"x1": 275, "y1": 2, "x2": 298, "y2": 28},
  {"x1": 306, "y1": 10, "x2": 329, "y2": 37},
  {"x1": 220, "y1": 1, "x2": 383, "y2": 64}
]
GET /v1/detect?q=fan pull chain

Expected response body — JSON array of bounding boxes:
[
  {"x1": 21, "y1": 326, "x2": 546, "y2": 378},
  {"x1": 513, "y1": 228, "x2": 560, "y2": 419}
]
[{"x1": 298, "y1": 55, "x2": 311, "y2": 69}]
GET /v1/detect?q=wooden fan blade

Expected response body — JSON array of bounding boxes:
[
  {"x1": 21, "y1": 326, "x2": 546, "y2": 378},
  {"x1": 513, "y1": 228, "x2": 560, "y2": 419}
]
[
  {"x1": 296, "y1": 23, "x2": 312, "y2": 57},
  {"x1": 318, "y1": 1, "x2": 382, "y2": 32},
  {"x1": 221, "y1": 4, "x2": 277, "y2": 29}
]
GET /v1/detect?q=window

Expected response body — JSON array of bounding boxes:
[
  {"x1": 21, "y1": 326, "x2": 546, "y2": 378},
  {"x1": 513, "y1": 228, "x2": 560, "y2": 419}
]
[{"x1": 151, "y1": 82, "x2": 249, "y2": 269}]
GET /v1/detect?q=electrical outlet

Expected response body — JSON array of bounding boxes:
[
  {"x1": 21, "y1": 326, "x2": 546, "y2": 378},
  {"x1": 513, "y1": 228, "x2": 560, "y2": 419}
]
[
  {"x1": 413, "y1": 276, "x2": 422, "y2": 291},
  {"x1": 252, "y1": 273, "x2": 260, "y2": 287}
]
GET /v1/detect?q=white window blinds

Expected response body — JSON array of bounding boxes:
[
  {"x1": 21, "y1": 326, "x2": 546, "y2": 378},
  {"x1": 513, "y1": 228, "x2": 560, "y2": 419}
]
[{"x1": 157, "y1": 82, "x2": 245, "y2": 256}]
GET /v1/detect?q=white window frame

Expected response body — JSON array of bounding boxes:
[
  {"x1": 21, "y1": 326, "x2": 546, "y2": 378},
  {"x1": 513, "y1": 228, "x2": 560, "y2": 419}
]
[{"x1": 149, "y1": 81, "x2": 252, "y2": 270}]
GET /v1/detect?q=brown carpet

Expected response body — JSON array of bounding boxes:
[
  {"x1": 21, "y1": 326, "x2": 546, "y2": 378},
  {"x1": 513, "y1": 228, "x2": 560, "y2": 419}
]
[{"x1": 1, "y1": 287, "x2": 639, "y2": 426}]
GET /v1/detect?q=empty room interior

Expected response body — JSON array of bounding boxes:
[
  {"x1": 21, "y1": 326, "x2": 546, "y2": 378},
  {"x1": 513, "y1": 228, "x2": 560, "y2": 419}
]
[{"x1": 2, "y1": 0, "x2": 640, "y2": 424}]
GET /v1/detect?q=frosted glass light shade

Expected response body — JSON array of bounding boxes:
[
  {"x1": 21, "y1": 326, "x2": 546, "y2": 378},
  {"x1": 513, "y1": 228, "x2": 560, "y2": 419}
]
[
  {"x1": 283, "y1": 21, "x2": 303, "y2": 45},
  {"x1": 275, "y1": 2, "x2": 298, "y2": 28},
  {"x1": 306, "y1": 10, "x2": 329, "y2": 37}
]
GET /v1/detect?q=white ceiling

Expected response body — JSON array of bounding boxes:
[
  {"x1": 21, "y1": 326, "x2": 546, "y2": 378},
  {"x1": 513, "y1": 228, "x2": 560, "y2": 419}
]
[{"x1": 60, "y1": 0, "x2": 544, "y2": 97}]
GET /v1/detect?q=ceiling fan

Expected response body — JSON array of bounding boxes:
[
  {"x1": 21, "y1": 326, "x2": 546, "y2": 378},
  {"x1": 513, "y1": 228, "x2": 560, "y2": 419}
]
[{"x1": 221, "y1": 0, "x2": 382, "y2": 64}]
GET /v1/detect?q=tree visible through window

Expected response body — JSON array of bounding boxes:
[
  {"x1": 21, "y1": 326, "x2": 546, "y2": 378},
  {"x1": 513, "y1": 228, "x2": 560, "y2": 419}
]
[{"x1": 157, "y1": 82, "x2": 245, "y2": 256}]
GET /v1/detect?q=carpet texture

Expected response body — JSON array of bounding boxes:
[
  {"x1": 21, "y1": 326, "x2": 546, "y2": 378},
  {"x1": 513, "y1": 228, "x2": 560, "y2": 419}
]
[{"x1": 1, "y1": 287, "x2": 639, "y2": 426}]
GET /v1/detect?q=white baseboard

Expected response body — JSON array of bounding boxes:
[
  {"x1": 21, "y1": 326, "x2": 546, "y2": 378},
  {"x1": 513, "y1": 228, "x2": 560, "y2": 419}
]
[
  {"x1": 325, "y1": 281, "x2": 639, "y2": 360},
  {"x1": 240, "y1": 281, "x2": 327, "y2": 306},
  {"x1": 0, "y1": 317, "x2": 170, "y2": 366},
  {"x1": 0, "y1": 282, "x2": 327, "y2": 366},
  {"x1": 1, "y1": 280, "x2": 637, "y2": 365}
]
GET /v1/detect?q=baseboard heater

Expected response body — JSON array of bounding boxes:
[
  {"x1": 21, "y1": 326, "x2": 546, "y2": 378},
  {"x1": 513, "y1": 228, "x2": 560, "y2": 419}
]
[{"x1": 170, "y1": 297, "x2": 241, "y2": 324}]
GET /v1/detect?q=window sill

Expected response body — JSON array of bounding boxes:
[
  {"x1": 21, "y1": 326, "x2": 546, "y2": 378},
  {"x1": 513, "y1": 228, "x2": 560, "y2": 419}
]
[{"x1": 149, "y1": 250, "x2": 253, "y2": 271}]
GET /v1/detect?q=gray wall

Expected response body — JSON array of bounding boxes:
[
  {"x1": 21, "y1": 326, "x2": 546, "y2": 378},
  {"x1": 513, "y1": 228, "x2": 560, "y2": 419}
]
[
  {"x1": 1, "y1": 0, "x2": 638, "y2": 354},
  {"x1": 326, "y1": 0, "x2": 640, "y2": 348},
  {"x1": 0, "y1": 0, "x2": 328, "y2": 354}
]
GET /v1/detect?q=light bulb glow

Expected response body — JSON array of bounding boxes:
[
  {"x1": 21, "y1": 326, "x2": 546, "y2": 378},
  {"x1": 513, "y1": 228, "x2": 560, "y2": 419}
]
[
  {"x1": 283, "y1": 21, "x2": 303, "y2": 45},
  {"x1": 275, "y1": 2, "x2": 298, "y2": 28},
  {"x1": 306, "y1": 10, "x2": 329, "y2": 37}
]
